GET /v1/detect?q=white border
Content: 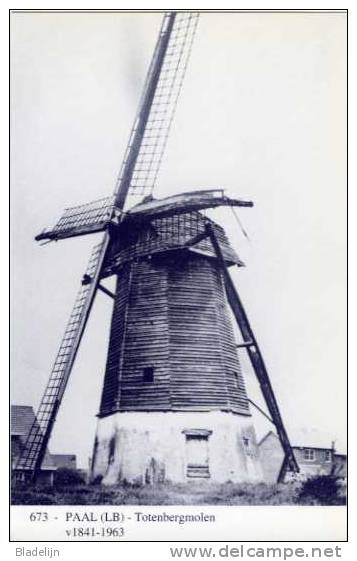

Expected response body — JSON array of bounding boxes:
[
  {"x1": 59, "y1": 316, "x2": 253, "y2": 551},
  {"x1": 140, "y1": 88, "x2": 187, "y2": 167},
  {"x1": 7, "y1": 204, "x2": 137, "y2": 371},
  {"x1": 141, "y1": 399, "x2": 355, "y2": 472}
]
[{"x1": 3, "y1": 0, "x2": 353, "y2": 557}]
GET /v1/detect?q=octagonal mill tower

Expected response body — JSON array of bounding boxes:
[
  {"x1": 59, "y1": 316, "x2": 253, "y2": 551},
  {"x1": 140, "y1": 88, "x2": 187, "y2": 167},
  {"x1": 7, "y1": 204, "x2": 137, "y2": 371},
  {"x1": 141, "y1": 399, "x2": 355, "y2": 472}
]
[{"x1": 91, "y1": 209, "x2": 263, "y2": 484}]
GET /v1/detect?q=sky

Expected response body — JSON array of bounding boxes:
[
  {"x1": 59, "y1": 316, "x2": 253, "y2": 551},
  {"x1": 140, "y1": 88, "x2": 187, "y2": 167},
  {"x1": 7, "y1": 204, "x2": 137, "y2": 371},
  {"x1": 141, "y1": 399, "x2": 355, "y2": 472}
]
[{"x1": 10, "y1": 11, "x2": 347, "y2": 468}]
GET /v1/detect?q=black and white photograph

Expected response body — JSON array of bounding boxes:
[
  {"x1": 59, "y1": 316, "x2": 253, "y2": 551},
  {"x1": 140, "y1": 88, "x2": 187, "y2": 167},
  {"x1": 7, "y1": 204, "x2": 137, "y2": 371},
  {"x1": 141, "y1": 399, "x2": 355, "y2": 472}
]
[{"x1": 9, "y1": 8, "x2": 347, "y2": 542}]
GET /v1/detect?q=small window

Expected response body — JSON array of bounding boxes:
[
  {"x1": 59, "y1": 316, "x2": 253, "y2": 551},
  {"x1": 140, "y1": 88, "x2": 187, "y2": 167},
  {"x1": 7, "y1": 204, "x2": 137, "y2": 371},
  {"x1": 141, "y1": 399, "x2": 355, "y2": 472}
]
[
  {"x1": 242, "y1": 436, "x2": 253, "y2": 456},
  {"x1": 303, "y1": 449, "x2": 315, "y2": 461},
  {"x1": 233, "y1": 372, "x2": 239, "y2": 385},
  {"x1": 143, "y1": 367, "x2": 154, "y2": 383},
  {"x1": 325, "y1": 450, "x2": 332, "y2": 462}
]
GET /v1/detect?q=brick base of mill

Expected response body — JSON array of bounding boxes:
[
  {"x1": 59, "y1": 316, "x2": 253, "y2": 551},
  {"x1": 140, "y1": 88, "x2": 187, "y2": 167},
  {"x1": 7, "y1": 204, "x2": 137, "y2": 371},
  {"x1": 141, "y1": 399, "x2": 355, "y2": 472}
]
[{"x1": 90, "y1": 410, "x2": 263, "y2": 485}]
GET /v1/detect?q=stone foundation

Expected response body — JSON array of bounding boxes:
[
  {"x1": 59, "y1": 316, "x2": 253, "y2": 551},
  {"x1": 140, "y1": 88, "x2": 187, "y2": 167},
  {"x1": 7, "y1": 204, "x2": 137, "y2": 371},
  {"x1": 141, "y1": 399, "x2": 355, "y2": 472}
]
[{"x1": 91, "y1": 410, "x2": 263, "y2": 485}]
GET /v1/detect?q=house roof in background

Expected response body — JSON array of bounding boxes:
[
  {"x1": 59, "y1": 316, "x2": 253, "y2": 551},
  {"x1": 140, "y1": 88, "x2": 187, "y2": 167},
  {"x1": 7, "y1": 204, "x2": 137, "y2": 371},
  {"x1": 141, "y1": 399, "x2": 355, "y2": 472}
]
[
  {"x1": 290, "y1": 427, "x2": 345, "y2": 453},
  {"x1": 11, "y1": 404, "x2": 55, "y2": 470},
  {"x1": 257, "y1": 430, "x2": 276, "y2": 447},
  {"x1": 258, "y1": 429, "x2": 346, "y2": 454},
  {"x1": 11, "y1": 405, "x2": 35, "y2": 436}
]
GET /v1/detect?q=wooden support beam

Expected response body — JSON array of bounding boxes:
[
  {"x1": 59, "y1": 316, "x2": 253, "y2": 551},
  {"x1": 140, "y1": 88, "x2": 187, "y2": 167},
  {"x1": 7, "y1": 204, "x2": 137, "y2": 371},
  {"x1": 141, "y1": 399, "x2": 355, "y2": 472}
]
[
  {"x1": 35, "y1": 222, "x2": 109, "y2": 242},
  {"x1": 236, "y1": 340, "x2": 254, "y2": 348},
  {"x1": 278, "y1": 454, "x2": 293, "y2": 484},
  {"x1": 98, "y1": 284, "x2": 116, "y2": 299},
  {"x1": 183, "y1": 230, "x2": 210, "y2": 248},
  {"x1": 127, "y1": 190, "x2": 254, "y2": 222},
  {"x1": 204, "y1": 221, "x2": 299, "y2": 481},
  {"x1": 248, "y1": 398, "x2": 273, "y2": 424}
]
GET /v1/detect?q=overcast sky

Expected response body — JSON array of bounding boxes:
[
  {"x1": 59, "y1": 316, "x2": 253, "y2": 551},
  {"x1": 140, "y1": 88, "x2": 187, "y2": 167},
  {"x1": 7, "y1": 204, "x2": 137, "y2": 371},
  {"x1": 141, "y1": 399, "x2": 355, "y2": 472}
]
[{"x1": 11, "y1": 11, "x2": 346, "y2": 467}]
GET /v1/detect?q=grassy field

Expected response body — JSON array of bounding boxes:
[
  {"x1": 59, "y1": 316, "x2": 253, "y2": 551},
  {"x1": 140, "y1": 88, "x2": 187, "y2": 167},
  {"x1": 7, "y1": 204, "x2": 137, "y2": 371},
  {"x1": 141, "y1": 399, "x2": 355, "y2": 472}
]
[{"x1": 12, "y1": 476, "x2": 346, "y2": 506}]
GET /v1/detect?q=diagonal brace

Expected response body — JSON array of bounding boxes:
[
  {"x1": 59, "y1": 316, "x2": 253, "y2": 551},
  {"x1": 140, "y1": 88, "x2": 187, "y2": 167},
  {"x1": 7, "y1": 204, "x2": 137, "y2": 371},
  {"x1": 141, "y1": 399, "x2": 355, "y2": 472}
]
[
  {"x1": 98, "y1": 284, "x2": 116, "y2": 300},
  {"x1": 82, "y1": 274, "x2": 116, "y2": 299},
  {"x1": 204, "y1": 222, "x2": 299, "y2": 481},
  {"x1": 248, "y1": 398, "x2": 274, "y2": 424}
]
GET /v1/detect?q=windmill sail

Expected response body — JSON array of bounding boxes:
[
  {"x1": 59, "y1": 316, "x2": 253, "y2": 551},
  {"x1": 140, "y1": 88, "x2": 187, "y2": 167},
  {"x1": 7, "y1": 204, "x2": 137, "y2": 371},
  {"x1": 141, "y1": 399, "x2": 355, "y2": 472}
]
[
  {"x1": 35, "y1": 196, "x2": 116, "y2": 242},
  {"x1": 15, "y1": 12, "x2": 199, "y2": 480},
  {"x1": 114, "y1": 12, "x2": 199, "y2": 206},
  {"x1": 15, "y1": 239, "x2": 109, "y2": 475}
]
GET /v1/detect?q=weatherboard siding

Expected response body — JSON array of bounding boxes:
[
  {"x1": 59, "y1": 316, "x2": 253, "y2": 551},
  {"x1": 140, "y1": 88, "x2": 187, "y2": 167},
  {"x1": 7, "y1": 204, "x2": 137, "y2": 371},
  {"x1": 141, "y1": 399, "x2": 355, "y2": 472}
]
[
  {"x1": 99, "y1": 264, "x2": 132, "y2": 414},
  {"x1": 98, "y1": 250, "x2": 250, "y2": 417}
]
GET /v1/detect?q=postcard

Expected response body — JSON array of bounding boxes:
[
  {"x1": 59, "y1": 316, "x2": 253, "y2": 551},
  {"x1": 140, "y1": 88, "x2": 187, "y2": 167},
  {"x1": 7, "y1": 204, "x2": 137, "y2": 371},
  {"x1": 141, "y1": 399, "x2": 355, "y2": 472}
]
[{"x1": 9, "y1": 8, "x2": 347, "y2": 545}]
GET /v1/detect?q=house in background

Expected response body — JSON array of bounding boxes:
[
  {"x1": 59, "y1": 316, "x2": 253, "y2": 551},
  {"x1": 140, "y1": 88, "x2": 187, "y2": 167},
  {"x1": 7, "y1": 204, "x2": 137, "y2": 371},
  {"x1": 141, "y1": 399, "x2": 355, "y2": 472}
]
[
  {"x1": 51, "y1": 454, "x2": 77, "y2": 470},
  {"x1": 258, "y1": 430, "x2": 347, "y2": 482},
  {"x1": 11, "y1": 405, "x2": 78, "y2": 485},
  {"x1": 11, "y1": 405, "x2": 56, "y2": 485},
  {"x1": 333, "y1": 453, "x2": 347, "y2": 479},
  {"x1": 51, "y1": 453, "x2": 89, "y2": 483}
]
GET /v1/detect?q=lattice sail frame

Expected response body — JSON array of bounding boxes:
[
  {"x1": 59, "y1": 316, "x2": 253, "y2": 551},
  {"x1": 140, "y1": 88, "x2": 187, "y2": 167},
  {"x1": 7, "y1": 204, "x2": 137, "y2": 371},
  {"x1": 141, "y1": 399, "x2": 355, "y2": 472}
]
[
  {"x1": 114, "y1": 12, "x2": 199, "y2": 202},
  {"x1": 36, "y1": 196, "x2": 116, "y2": 241},
  {"x1": 16, "y1": 240, "x2": 109, "y2": 472}
]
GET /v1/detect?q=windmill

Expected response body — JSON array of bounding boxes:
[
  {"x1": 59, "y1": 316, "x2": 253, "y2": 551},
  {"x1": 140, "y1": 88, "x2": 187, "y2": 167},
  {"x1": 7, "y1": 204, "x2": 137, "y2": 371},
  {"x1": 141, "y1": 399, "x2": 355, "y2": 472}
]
[{"x1": 14, "y1": 11, "x2": 298, "y2": 485}]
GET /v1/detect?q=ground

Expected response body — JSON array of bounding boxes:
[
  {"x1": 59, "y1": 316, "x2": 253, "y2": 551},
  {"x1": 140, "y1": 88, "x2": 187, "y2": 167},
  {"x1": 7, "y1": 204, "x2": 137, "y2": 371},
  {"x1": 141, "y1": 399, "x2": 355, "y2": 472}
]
[{"x1": 11, "y1": 477, "x2": 346, "y2": 506}]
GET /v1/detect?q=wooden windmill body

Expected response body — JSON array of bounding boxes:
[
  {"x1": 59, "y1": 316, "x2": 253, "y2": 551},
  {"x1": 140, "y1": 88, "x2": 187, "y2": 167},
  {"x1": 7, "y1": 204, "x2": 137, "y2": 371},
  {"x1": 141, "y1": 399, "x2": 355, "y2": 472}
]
[
  {"x1": 15, "y1": 12, "x2": 298, "y2": 486},
  {"x1": 92, "y1": 207, "x2": 262, "y2": 484}
]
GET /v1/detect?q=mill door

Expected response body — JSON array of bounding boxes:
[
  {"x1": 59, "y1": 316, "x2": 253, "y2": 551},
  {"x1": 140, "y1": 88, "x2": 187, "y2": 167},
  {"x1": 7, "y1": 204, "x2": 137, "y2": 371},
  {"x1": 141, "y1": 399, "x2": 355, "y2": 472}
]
[{"x1": 185, "y1": 434, "x2": 210, "y2": 478}]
